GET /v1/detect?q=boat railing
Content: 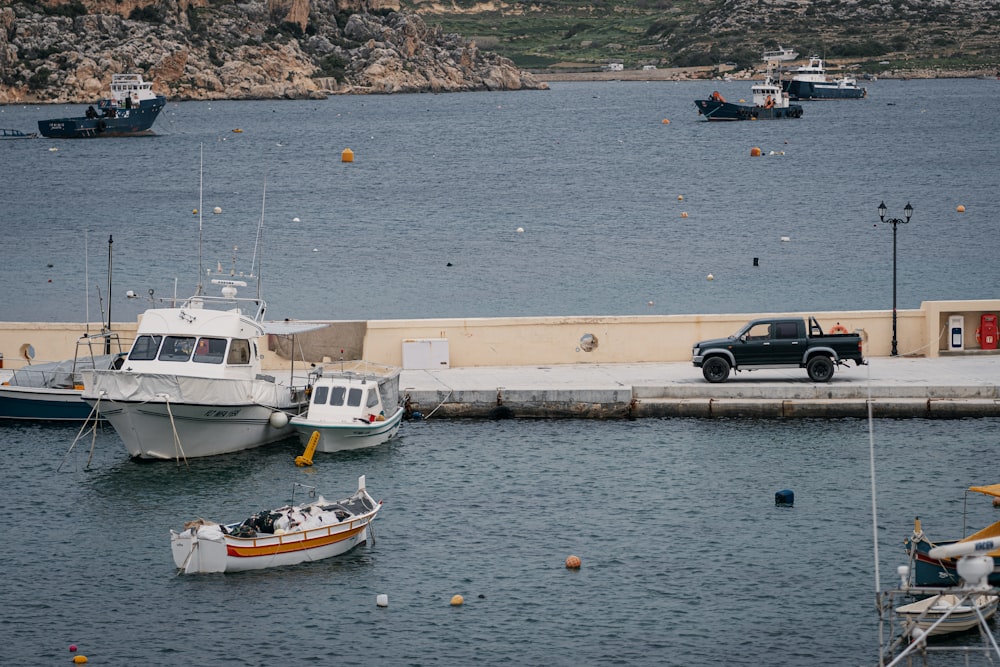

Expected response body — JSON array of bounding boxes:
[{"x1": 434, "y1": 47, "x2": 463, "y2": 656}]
[{"x1": 172, "y1": 294, "x2": 267, "y2": 322}]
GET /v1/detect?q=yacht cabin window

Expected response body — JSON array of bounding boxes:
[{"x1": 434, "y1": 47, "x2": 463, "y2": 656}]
[
  {"x1": 193, "y1": 337, "x2": 227, "y2": 364},
  {"x1": 328, "y1": 386, "x2": 346, "y2": 406},
  {"x1": 312, "y1": 386, "x2": 328, "y2": 406},
  {"x1": 366, "y1": 387, "x2": 379, "y2": 409},
  {"x1": 347, "y1": 387, "x2": 363, "y2": 407},
  {"x1": 128, "y1": 335, "x2": 162, "y2": 360},
  {"x1": 227, "y1": 339, "x2": 251, "y2": 365},
  {"x1": 159, "y1": 336, "x2": 196, "y2": 362}
]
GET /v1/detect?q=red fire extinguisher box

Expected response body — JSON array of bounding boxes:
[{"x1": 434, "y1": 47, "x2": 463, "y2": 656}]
[{"x1": 981, "y1": 314, "x2": 999, "y2": 350}]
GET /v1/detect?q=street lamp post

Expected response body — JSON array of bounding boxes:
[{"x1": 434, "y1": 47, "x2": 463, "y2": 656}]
[{"x1": 877, "y1": 201, "x2": 914, "y2": 356}]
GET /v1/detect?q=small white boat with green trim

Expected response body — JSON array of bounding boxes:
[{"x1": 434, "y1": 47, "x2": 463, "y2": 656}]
[{"x1": 291, "y1": 362, "x2": 403, "y2": 453}]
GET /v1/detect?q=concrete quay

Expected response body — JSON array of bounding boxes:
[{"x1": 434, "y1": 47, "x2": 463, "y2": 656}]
[{"x1": 398, "y1": 355, "x2": 1000, "y2": 419}]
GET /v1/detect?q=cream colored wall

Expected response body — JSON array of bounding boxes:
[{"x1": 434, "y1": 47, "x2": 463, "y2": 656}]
[{"x1": 3, "y1": 299, "x2": 999, "y2": 371}]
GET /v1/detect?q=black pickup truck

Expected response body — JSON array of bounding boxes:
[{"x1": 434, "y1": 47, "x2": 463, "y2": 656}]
[{"x1": 691, "y1": 316, "x2": 865, "y2": 383}]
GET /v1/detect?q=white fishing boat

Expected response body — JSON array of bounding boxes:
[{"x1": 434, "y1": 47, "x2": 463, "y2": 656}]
[
  {"x1": 291, "y1": 362, "x2": 403, "y2": 453},
  {"x1": 171, "y1": 476, "x2": 381, "y2": 574},
  {"x1": 81, "y1": 279, "x2": 321, "y2": 459},
  {"x1": 896, "y1": 593, "x2": 999, "y2": 637},
  {"x1": 762, "y1": 46, "x2": 799, "y2": 62}
]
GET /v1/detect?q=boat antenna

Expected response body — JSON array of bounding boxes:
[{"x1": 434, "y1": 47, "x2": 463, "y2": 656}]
[
  {"x1": 250, "y1": 174, "x2": 266, "y2": 301},
  {"x1": 197, "y1": 143, "x2": 204, "y2": 296},
  {"x1": 105, "y1": 234, "x2": 113, "y2": 354},
  {"x1": 866, "y1": 361, "x2": 881, "y2": 594},
  {"x1": 84, "y1": 231, "x2": 90, "y2": 334}
]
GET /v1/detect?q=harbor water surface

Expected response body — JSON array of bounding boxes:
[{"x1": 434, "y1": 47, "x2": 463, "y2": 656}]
[
  {"x1": 0, "y1": 79, "x2": 997, "y2": 323},
  {"x1": 2, "y1": 79, "x2": 999, "y2": 665},
  {"x1": 5, "y1": 417, "x2": 1000, "y2": 666}
]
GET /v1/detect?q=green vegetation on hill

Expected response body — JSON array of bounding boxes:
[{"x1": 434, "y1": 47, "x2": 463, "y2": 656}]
[{"x1": 399, "y1": 0, "x2": 1000, "y2": 73}]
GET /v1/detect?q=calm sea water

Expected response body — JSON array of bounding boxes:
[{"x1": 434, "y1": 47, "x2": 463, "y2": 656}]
[
  {"x1": 3, "y1": 417, "x2": 1000, "y2": 665},
  {"x1": 2, "y1": 81, "x2": 999, "y2": 666},
  {"x1": 0, "y1": 78, "x2": 998, "y2": 324}
]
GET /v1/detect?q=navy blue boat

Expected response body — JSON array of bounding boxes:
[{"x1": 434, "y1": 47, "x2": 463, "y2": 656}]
[
  {"x1": 695, "y1": 72, "x2": 803, "y2": 121},
  {"x1": 781, "y1": 57, "x2": 867, "y2": 100},
  {"x1": 38, "y1": 74, "x2": 166, "y2": 138}
]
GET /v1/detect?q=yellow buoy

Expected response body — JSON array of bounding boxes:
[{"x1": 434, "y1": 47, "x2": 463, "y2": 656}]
[
  {"x1": 232, "y1": 128, "x2": 242, "y2": 133},
  {"x1": 677, "y1": 195, "x2": 683, "y2": 201},
  {"x1": 73, "y1": 657, "x2": 88, "y2": 665},
  {"x1": 661, "y1": 118, "x2": 670, "y2": 124},
  {"x1": 957, "y1": 205, "x2": 966, "y2": 213},
  {"x1": 450, "y1": 594, "x2": 464, "y2": 606},
  {"x1": 342, "y1": 148, "x2": 354, "y2": 163},
  {"x1": 295, "y1": 431, "x2": 320, "y2": 467},
  {"x1": 750, "y1": 146, "x2": 762, "y2": 157},
  {"x1": 192, "y1": 209, "x2": 198, "y2": 215},
  {"x1": 565, "y1": 554, "x2": 581, "y2": 569}
]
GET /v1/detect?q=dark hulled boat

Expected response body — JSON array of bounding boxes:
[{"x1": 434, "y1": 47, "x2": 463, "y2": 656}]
[
  {"x1": 695, "y1": 71, "x2": 803, "y2": 121},
  {"x1": 38, "y1": 74, "x2": 166, "y2": 138}
]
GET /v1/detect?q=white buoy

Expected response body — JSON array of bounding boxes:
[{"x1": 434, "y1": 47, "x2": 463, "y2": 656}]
[
  {"x1": 213, "y1": 206, "x2": 222, "y2": 214},
  {"x1": 312, "y1": 248, "x2": 319, "y2": 252},
  {"x1": 707, "y1": 273, "x2": 714, "y2": 281},
  {"x1": 292, "y1": 217, "x2": 300, "y2": 222},
  {"x1": 780, "y1": 236, "x2": 790, "y2": 242},
  {"x1": 269, "y1": 411, "x2": 288, "y2": 428},
  {"x1": 516, "y1": 227, "x2": 524, "y2": 233},
  {"x1": 377, "y1": 594, "x2": 389, "y2": 607}
]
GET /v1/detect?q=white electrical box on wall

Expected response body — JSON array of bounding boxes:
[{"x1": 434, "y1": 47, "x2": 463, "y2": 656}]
[{"x1": 402, "y1": 339, "x2": 450, "y2": 369}]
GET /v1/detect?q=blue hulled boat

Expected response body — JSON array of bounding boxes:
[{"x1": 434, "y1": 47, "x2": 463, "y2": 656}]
[
  {"x1": 38, "y1": 74, "x2": 166, "y2": 138},
  {"x1": 905, "y1": 485, "x2": 1000, "y2": 587},
  {"x1": 695, "y1": 71, "x2": 803, "y2": 121},
  {"x1": 781, "y1": 57, "x2": 867, "y2": 100}
]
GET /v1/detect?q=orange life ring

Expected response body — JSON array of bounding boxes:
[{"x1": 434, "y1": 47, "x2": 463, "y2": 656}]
[
  {"x1": 976, "y1": 328, "x2": 981, "y2": 344},
  {"x1": 830, "y1": 324, "x2": 849, "y2": 335}
]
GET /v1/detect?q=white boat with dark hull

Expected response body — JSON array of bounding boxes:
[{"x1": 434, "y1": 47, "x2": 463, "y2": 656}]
[
  {"x1": 82, "y1": 280, "x2": 318, "y2": 460},
  {"x1": 291, "y1": 363, "x2": 403, "y2": 453},
  {"x1": 781, "y1": 57, "x2": 867, "y2": 100},
  {"x1": 171, "y1": 476, "x2": 381, "y2": 574}
]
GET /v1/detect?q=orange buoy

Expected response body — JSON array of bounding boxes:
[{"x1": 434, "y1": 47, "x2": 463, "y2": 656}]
[
  {"x1": 565, "y1": 555, "x2": 581, "y2": 569},
  {"x1": 750, "y1": 146, "x2": 762, "y2": 157},
  {"x1": 450, "y1": 594, "x2": 464, "y2": 606},
  {"x1": 957, "y1": 205, "x2": 966, "y2": 213},
  {"x1": 342, "y1": 148, "x2": 354, "y2": 163},
  {"x1": 680, "y1": 212, "x2": 688, "y2": 218},
  {"x1": 662, "y1": 118, "x2": 670, "y2": 124},
  {"x1": 677, "y1": 195, "x2": 683, "y2": 201}
]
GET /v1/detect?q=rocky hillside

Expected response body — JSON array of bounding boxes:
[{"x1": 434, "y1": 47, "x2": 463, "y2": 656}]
[
  {"x1": 401, "y1": 0, "x2": 1000, "y2": 75},
  {"x1": 0, "y1": 0, "x2": 547, "y2": 103}
]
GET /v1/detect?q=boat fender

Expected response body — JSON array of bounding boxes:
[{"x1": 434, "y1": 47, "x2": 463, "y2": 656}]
[
  {"x1": 269, "y1": 411, "x2": 289, "y2": 428},
  {"x1": 96, "y1": 120, "x2": 106, "y2": 132}
]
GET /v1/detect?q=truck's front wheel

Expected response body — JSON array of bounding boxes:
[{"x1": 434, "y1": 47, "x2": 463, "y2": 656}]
[
  {"x1": 702, "y1": 357, "x2": 731, "y2": 383},
  {"x1": 807, "y1": 356, "x2": 835, "y2": 382}
]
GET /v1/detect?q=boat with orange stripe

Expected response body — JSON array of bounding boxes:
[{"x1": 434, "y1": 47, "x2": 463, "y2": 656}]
[{"x1": 171, "y1": 476, "x2": 381, "y2": 574}]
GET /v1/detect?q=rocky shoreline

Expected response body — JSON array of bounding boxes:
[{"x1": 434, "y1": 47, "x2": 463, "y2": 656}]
[{"x1": 0, "y1": 2, "x2": 547, "y2": 105}]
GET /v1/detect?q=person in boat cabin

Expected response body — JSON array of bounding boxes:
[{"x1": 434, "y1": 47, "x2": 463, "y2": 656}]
[{"x1": 85, "y1": 105, "x2": 98, "y2": 119}]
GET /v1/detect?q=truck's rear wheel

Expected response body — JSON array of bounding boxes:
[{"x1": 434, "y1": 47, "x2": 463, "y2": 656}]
[
  {"x1": 702, "y1": 357, "x2": 731, "y2": 383},
  {"x1": 807, "y1": 356, "x2": 834, "y2": 382}
]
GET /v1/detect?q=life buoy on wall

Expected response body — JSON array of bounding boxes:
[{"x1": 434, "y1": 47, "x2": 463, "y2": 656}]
[
  {"x1": 830, "y1": 323, "x2": 849, "y2": 335},
  {"x1": 976, "y1": 328, "x2": 982, "y2": 344}
]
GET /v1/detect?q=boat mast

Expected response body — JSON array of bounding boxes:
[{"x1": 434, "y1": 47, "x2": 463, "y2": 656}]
[
  {"x1": 105, "y1": 234, "x2": 113, "y2": 353},
  {"x1": 197, "y1": 143, "x2": 204, "y2": 296}
]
